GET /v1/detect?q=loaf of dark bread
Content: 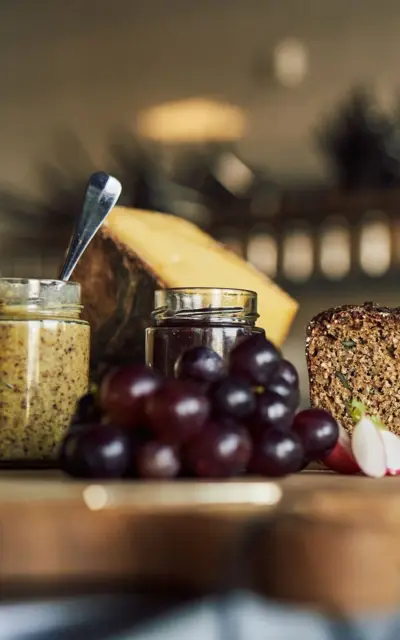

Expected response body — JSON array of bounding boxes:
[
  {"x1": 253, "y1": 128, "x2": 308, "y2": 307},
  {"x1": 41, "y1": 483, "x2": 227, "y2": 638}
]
[{"x1": 306, "y1": 302, "x2": 400, "y2": 435}]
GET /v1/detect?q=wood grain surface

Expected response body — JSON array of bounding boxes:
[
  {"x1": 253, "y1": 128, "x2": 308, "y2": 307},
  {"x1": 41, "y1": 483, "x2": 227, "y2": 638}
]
[{"x1": 1, "y1": 471, "x2": 400, "y2": 613}]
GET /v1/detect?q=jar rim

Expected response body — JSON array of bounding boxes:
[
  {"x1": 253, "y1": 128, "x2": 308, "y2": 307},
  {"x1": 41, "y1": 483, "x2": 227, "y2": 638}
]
[
  {"x1": 152, "y1": 286, "x2": 259, "y2": 326},
  {"x1": 156, "y1": 286, "x2": 257, "y2": 296},
  {"x1": 0, "y1": 278, "x2": 79, "y2": 287},
  {"x1": 0, "y1": 278, "x2": 81, "y2": 308}
]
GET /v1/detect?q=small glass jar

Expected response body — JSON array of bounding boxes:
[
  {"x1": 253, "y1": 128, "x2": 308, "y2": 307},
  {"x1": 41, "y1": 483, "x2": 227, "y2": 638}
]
[
  {"x1": 145, "y1": 287, "x2": 265, "y2": 376},
  {"x1": 0, "y1": 279, "x2": 90, "y2": 467}
]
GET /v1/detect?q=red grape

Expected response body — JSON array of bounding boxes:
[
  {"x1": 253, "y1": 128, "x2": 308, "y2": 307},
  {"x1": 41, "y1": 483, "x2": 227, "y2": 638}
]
[
  {"x1": 136, "y1": 442, "x2": 181, "y2": 479},
  {"x1": 272, "y1": 359, "x2": 299, "y2": 388},
  {"x1": 67, "y1": 420, "x2": 95, "y2": 436},
  {"x1": 184, "y1": 420, "x2": 252, "y2": 478},
  {"x1": 59, "y1": 430, "x2": 76, "y2": 468},
  {"x1": 209, "y1": 377, "x2": 256, "y2": 419},
  {"x1": 249, "y1": 391, "x2": 295, "y2": 434},
  {"x1": 175, "y1": 346, "x2": 226, "y2": 383},
  {"x1": 100, "y1": 365, "x2": 163, "y2": 428},
  {"x1": 145, "y1": 380, "x2": 210, "y2": 444},
  {"x1": 229, "y1": 335, "x2": 281, "y2": 385},
  {"x1": 71, "y1": 393, "x2": 102, "y2": 425},
  {"x1": 292, "y1": 409, "x2": 339, "y2": 459},
  {"x1": 298, "y1": 456, "x2": 312, "y2": 471},
  {"x1": 266, "y1": 379, "x2": 300, "y2": 410},
  {"x1": 248, "y1": 429, "x2": 304, "y2": 477},
  {"x1": 60, "y1": 424, "x2": 130, "y2": 479},
  {"x1": 122, "y1": 427, "x2": 154, "y2": 478}
]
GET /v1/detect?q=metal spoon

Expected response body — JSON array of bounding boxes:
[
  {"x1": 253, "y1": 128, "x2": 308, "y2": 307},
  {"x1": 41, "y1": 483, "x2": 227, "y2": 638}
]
[{"x1": 59, "y1": 171, "x2": 122, "y2": 281}]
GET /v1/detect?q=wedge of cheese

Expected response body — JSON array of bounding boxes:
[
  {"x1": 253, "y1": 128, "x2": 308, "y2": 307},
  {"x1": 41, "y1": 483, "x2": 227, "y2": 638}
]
[{"x1": 73, "y1": 207, "x2": 298, "y2": 378}]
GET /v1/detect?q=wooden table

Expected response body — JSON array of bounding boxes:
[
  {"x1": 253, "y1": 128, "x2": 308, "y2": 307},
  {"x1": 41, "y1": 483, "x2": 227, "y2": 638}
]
[{"x1": 1, "y1": 471, "x2": 400, "y2": 614}]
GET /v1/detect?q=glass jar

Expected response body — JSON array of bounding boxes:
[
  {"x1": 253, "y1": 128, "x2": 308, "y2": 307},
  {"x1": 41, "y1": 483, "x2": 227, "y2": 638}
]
[
  {"x1": 0, "y1": 279, "x2": 90, "y2": 466},
  {"x1": 145, "y1": 287, "x2": 265, "y2": 376}
]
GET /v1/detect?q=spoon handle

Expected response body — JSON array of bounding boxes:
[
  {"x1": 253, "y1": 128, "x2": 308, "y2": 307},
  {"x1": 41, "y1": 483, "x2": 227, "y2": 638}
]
[{"x1": 59, "y1": 172, "x2": 122, "y2": 281}]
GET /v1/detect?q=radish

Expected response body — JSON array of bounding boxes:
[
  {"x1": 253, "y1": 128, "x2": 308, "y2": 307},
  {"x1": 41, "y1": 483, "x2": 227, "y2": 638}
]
[
  {"x1": 351, "y1": 416, "x2": 387, "y2": 478},
  {"x1": 320, "y1": 423, "x2": 359, "y2": 474},
  {"x1": 380, "y1": 430, "x2": 400, "y2": 476}
]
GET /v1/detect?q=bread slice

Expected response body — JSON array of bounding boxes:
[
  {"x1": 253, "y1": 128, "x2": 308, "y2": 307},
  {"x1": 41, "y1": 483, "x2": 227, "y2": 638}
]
[{"x1": 306, "y1": 302, "x2": 400, "y2": 435}]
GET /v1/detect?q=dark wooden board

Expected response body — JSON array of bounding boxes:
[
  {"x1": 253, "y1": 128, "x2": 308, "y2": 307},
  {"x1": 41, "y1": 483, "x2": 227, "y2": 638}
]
[{"x1": 1, "y1": 471, "x2": 399, "y2": 613}]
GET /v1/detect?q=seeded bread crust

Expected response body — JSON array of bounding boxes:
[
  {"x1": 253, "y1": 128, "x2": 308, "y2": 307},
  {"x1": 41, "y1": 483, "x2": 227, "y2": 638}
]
[{"x1": 306, "y1": 302, "x2": 400, "y2": 435}]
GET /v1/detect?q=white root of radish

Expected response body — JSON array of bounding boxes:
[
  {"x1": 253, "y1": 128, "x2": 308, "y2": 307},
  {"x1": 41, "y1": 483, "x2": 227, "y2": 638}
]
[
  {"x1": 351, "y1": 416, "x2": 387, "y2": 478},
  {"x1": 380, "y1": 430, "x2": 400, "y2": 476}
]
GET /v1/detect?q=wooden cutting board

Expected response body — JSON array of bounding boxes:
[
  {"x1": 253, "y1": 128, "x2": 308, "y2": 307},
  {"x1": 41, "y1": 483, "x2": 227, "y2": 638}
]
[{"x1": 1, "y1": 471, "x2": 400, "y2": 614}]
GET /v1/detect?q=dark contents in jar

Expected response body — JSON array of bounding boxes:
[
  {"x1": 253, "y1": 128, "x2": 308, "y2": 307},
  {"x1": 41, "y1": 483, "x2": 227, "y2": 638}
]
[{"x1": 146, "y1": 323, "x2": 265, "y2": 377}]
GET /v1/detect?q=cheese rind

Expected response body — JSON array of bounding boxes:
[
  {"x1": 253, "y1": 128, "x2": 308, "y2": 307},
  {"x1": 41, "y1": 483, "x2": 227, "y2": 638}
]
[
  {"x1": 74, "y1": 207, "x2": 298, "y2": 377},
  {"x1": 104, "y1": 207, "x2": 297, "y2": 344}
]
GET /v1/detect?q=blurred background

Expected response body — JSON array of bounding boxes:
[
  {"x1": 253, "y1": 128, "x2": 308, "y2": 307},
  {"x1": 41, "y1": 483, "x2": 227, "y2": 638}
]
[{"x1": 1, "y1": 0, "x2": 400, "y2": 395}]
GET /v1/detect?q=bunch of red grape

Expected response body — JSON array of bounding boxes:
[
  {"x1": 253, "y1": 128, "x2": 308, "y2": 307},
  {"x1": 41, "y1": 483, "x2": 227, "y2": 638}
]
[{"x1": 60, "y1": 335, "x2": 339, "y2": 480}]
